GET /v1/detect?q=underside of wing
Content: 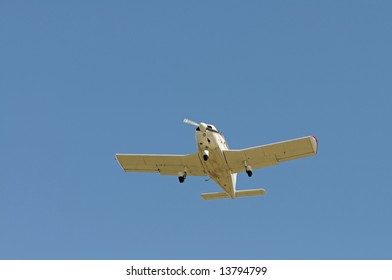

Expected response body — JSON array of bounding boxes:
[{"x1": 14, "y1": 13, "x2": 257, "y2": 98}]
[
  {"x1": 223, "y1": 136, "x2": 318, "y2": 174},
  {"x1": 115, "y1": 153, "x2": 205, "y2": 176}
]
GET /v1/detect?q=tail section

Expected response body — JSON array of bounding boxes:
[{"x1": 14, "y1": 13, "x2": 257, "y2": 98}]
[
  {"x1": 201, "y1": 192, "x2": 231, "y2": 200},
  {"x1": 235, "y1": 189, "x2": 266, "y2": 198},
  {"x1": 201, "y1": 189, "x2": 266, "y2": 200}
]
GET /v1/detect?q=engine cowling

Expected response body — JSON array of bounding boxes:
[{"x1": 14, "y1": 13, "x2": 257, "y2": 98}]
[{"x1": 198, "y1": 123, "x2": 207, "y2": 132}]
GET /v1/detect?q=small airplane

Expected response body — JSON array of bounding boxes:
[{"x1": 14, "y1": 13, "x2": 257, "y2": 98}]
[{"x1": 115, "y1": 119, "x2": 318, "y2": 200}]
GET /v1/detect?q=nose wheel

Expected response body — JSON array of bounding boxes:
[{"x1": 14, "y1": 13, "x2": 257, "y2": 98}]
[{"x1": 203, "y1": 150, "x2": 209, "y2": 161}]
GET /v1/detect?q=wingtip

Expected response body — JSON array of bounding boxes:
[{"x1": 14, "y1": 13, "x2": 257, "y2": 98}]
[{"x1": 311, "y1": 136, "x2": 318, "y2": 154}]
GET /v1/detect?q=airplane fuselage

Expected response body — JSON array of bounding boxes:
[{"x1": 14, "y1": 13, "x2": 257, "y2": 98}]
[
  {"x1": 195, "y1": 127, "x2": 237, "y2": 197},
  {"x1": 116, "y1": 118, "x2": 317, "y2": 200}
]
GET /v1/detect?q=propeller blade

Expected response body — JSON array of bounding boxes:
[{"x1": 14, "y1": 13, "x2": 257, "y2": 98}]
[{"x1": 183, "y1": 118, "x2": 200, "y2": 127}]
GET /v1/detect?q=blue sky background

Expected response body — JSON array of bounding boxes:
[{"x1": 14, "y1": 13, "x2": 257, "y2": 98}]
[{"x1": 1, "y1": 1, "x2": 392, "y2": 259}]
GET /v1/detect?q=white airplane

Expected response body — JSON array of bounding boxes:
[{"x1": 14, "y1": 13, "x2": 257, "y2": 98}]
[{"x1": 115, "y1": 119, "x2": 318, "y2": 200}]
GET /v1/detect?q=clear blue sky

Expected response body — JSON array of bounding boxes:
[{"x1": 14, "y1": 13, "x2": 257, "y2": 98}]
[{"x1": 1, "y1": 1, "x2": 391, "y2": 260}]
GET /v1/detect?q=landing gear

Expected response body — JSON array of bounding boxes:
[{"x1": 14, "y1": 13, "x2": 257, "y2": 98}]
[
  {"x1": 245, "y1": 163, "x2": 253, "y2": 177},
  {"x1": 178, "y1": 171, "x2": 187, "y2": 183},
  {"x1": 203, "y1": 150, "x2": 209, "y2": 161}
]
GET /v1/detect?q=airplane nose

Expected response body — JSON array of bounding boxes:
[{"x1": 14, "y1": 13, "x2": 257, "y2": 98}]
[{"x1": 199, "y1": 123, "x2": 207, "y2": 132}]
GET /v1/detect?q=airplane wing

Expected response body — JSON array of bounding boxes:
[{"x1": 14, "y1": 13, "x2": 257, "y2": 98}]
[
  {"x1": 223, "y1": 136, "x2": 318, "y2": 174},
  {"x1": 115, "y1": 153, "x2": 206, "y2": 176}
]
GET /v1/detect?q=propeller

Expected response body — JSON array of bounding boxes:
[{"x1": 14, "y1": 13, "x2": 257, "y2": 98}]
[
  {"x1": 183, "y1": 118, "x2": 220, "y2": 133},
  {"x1": 183, "y1": 118, "x2": 208, "y2": 132},
  {"x1": 183, "y1": 118, "x2": 200, "y2": 127}
]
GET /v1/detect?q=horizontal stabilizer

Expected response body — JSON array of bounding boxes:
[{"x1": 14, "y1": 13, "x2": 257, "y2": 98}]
[
  {"x1": 235, "y1": 189, "x2": 266, "y2": 198},
  {"x1": 201, "y1": 192, "x2": 231, "y2": 200},
  {"x1": 201, "y1": 189, "x2": 266, "y2": 200}
]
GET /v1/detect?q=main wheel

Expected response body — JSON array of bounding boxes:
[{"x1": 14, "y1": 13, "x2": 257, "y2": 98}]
[
  {"x1": 203, "y1": 154, "x2": 209, "y2": 161},
  {"x1": 178, "y1": 176, "x2": 185, "y2": 183},
  {"x1": 246, "y1": 170, "x2": 253, "y2": 177}
]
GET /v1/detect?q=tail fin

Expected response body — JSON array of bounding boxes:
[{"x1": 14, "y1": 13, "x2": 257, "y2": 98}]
[{"x1": 201, "y1": 189, "x2": 266, "y2": 200}]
